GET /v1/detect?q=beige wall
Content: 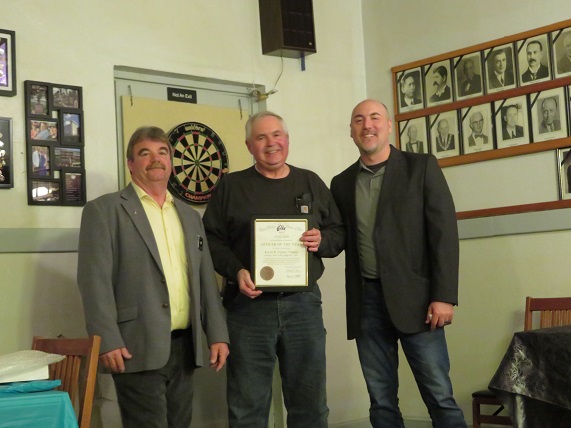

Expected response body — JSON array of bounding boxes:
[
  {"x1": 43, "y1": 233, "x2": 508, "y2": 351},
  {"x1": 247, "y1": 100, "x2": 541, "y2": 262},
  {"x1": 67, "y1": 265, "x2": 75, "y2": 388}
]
[{"x1": 2, "y1": 0, "x2": 571, "y2": 426}]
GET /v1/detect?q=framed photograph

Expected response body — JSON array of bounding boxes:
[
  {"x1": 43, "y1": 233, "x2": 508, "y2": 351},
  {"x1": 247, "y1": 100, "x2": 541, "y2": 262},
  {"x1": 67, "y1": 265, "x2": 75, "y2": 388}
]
[
  {"x1": 60, "y1": 110, "x2": 83, "y2": 145},
  {"x1": 0, "y1": 117, "x2": 13, "y2": 188},
  {"x1": 429, "y1": 110, "x2": 460, "y2": 159},
  {"x1": 51, "y1": 85, "x2": 81, "y2": 110},
  {"x1": 552, "y1": 27, "x2": 571, "y2": 79},
  {"x1": 396, "y1": 68, "x2": 424, "y2": 113},
  {"x1": 398, "y1": 117, "x2": 428, "y2": 154},
  {"x1": 29, "y1": 145, "x2": 52, "y2": 178},
  {"x1": 485, "y1": 43, "x2": 517, "y2": 93},
  {"x1": 557, "y1": 147, "x2": 571, "y2": 199},
  {"x1": 26, "y1": 81, "x2": 49, "y2": 116},
  {"x1": 29, "y1": 118, "x2": 58, "y2": 142},
  {"x1": 516, "y1": 34, "x2": 552, "y2": 86},
  {"x1": 28, "y1": 179, "x2": 61, "y2": 205},
  {"x1": 0, "y1": 29, "x2": 16, "y2": 97},
  {"x1": 454, "y1": 52, "x2": 485, "y2": 100},
  {"x1": 461, "y1": 104, "x2": 494, "y2": 155},
  {"x1": 529, "y1": 87, "x2": 568, "y2": 143},
  {"x1": 424, "y1": 59, "x2": 454, "y2": 107},
  {"x1": 493, "y1": 96, "x2": 530, "y2": 149},
  {"x1": 62, "y1": 169, "x2": 85, "y2": 205},
  {"x1": 54, "y1": 146, "x2": 82, "y2": 168}
]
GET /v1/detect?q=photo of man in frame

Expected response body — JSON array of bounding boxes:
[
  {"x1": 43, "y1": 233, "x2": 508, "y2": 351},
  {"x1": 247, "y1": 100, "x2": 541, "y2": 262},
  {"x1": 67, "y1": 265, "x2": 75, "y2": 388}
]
[
  {"x1": 553, "y1": 29, "x2": 571, "y2": 76},
  {"x1": 462, "y1": 106, "x2": 494, "y2": 155},
  {"x1": 426, "y1": 61, "x2": 452, "y2": 105},
  {"x1": 456, "y1": 54, "x2": 483, "y2": 98},
  {"x1": 398, "y1": 70, "x2": 423, "y2": 111},
  {"x1": 486, "y1": 46, "x2": 516, "y2": 91},
  {"x1": 560, "y1": 148, "x2": 571, "y2": 198},
  {"x1": 519, "y1": 36, "x2": 551, "y2": 84},
  {"x1": 429, "y1": 111, "x2": 460, "y2": 159},
  {"x1": 399, "y1": 117, "x2": 427, "y2": 154},
  {"x1": 537, "y1": 96, "x2": 561, "y2": 134},
  {"x1": 501, "y1": 104, "x2": 525, "y2": 140}
]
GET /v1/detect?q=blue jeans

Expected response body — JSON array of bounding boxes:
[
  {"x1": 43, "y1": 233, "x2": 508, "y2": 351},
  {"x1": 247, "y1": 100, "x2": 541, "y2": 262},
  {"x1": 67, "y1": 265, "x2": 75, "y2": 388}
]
[
  {"x1": 356, "y1": 279, "x2": 466, "y2": 428},
  {"x1": 226, "y1": 289, "x2": 328, "y2": 428}
]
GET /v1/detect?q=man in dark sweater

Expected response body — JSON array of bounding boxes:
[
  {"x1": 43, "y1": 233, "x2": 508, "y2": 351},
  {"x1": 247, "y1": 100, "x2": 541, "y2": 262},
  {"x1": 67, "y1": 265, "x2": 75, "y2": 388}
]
[{"x1": 203, "y1": 111, "x2": 344, "y2": 428}]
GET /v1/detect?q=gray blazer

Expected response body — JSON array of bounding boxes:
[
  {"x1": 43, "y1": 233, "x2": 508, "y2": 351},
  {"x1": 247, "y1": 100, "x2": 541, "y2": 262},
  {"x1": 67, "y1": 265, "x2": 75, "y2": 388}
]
[{"x1": 77, "y1": 184, "x2": 229, "y2": 372}]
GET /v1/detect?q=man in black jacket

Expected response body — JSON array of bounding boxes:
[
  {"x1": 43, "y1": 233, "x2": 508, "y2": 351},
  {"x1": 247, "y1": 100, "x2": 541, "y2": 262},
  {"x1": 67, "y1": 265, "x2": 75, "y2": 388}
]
[{"x1": 330, "y1": 99, "x2": 466, "y2": 428}]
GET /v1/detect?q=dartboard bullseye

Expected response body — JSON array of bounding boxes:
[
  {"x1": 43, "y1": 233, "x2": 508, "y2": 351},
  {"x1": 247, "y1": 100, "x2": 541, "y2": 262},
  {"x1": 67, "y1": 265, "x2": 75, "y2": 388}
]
[{"x1": 167, "y1": 122, "x2": 229, "y2": 204}]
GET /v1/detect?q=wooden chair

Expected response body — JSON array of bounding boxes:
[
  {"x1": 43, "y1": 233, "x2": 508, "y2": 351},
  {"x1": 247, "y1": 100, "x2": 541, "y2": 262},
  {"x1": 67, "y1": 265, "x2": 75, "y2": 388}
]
[
  {"x1": 472, "y1": 296, "x2": 571, "y2": 427},
  {"x1": 32, "y1": 335, "x2": 101, "y2": 428}
]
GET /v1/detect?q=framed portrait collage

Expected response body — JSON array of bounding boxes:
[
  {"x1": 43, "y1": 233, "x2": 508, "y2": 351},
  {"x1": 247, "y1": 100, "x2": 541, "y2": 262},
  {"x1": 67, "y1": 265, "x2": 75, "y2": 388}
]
[
  {"x1": 24, "y1": 80, "x2": 85, "y2": 206},
  {"x1": 393, "y1": 19, "x2": 571, "y2": 215}
]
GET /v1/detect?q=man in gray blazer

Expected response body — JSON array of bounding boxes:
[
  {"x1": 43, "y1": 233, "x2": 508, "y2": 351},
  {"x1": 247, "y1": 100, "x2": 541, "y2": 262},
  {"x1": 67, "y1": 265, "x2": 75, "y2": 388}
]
[
  {"x1": 77, "y1": 126, "x2": 229, "y2": 428},
  {"x1": 330, "y1": 100, "x2": 466, "y2": 427}
]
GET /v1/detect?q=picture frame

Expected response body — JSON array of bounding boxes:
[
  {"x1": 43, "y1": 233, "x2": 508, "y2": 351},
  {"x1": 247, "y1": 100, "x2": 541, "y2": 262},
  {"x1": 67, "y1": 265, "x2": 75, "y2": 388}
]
[
  {"x1": 61, "y1": 169, "x2": 85, "y2": 205},
  {"x1": 529, "y1": 87, "x2": 568, "y2": 143},
  {"x1": 29, "y1": 118, "x2": 58, "y2": 143},
  {"x1": 396, "y1": 67, "x2": 424, "y2": 113},
  {"x1": 60, "y1": 110, "x2": 83, "y2": 145},
  {"x1": 24, "y1": 80, "x2": 86, "y2": 206},
  {"x1": 28, "y1": 179, "x2": 61, "y2": 205},
  {"x1": 484, "y1": 43, "x2": 517, "y2": 93},
  {"x1": 424, "y1": 59, "x2": 454, "y2": 107},
  {"x1": 461, "y1": 103, "x2": 495, "y2": 155},
  {"x1": 429, "y1": 110, "x2": 460, "y2": 159},
  {"x1": 29, "y1": 145, "x2": 52, "y2": 178},
  {"x1": 0, "y1": 117, "x2": 13, "y2": 188},
  {"x1": 551, "y1": 27, "x2": 571, "y2": 79},
  {"x1": 26, "y1": 82, "x2": 50, "y2": 116},
  {"x1": 454, "y1": 52, "x2": 485, "y2": 101},
  {"x1": 516, "y1": 34, "x2": 552, "y2": 87},
  {"x1": 557, "y1": 147, "x2": 571, "y2": 199},
  {"x1": 494, "y1": 95, "x2": 530, "y2": 149},
  {"x1": 51, "y1": 85, "x2": 81, "y2": 110},
  {"x1": 0, "y1": 29, "x2": 16, "y2": 97},
  {"x1": 398, "y1": 117, "x2": 428, "y2": 154},
  {"x1": 54, "y1": 146, "x2": 82, "y2": 169}
]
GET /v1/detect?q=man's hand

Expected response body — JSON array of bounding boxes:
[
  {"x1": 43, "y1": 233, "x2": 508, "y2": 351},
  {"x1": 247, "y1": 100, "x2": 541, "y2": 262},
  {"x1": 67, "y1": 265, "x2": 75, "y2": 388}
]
[
  {"x1": 300, "y1": 228, "x2": 321, "y2": 252},
  {"x1": 209, "y1": 342, "x2": 230, "y2": 372},
  {"x1": 425, "y1": 302, "x2": 454, "y2": 331},
  {"x1": 237, "y1": 268, "x2": 262, "y2": 298},
  {"x1": 99, "y1": 347, "x2": 133, "y2": 373}
]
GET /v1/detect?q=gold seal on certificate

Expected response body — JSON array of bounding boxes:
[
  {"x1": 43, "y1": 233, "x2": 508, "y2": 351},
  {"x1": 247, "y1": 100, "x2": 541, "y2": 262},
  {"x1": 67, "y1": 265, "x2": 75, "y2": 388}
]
[{"x1": 252, "y1": 217, "x2": 309, "y2": 292}]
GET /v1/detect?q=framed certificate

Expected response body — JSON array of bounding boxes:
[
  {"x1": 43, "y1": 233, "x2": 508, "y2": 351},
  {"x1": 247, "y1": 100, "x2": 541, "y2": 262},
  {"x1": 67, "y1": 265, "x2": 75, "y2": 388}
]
[{"x1": 251, "y1": 216, "x2": 309, "y2": 292}]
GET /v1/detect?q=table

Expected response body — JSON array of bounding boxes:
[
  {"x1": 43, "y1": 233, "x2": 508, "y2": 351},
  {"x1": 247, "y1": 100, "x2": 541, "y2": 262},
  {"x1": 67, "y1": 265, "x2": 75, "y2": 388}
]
[
  {"x1": 488, "y1": 325, "x2": 571, "y2": 427},
  {"x1": 0, "y1": 390, "x2": 78, "y2": 428}
]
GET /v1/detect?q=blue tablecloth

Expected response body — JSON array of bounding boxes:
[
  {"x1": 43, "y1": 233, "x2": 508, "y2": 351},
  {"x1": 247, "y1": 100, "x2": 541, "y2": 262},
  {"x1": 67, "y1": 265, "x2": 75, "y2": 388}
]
[{"x1": 0, "y1": 390, "x2": 78, "y2": 428}]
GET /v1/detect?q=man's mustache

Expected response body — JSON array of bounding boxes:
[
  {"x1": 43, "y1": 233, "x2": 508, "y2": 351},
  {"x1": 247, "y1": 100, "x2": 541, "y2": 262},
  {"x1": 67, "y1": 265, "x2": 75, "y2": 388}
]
[{"x1": 146, "y1": 162, "x2": 166, "y2": 171}]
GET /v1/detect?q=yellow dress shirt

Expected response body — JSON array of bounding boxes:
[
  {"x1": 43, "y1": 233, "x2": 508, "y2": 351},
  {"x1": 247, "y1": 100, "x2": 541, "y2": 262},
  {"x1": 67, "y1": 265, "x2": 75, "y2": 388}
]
[{"x1": 132, "y1": 183, "x2": 191, "y2": 331}]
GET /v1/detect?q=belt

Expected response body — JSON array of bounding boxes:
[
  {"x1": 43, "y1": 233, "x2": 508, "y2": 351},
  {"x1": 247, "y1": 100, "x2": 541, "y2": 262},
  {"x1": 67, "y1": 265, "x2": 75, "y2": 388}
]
[{"x1": 171, "y1": 328, "x2": 190, "y2": 340}]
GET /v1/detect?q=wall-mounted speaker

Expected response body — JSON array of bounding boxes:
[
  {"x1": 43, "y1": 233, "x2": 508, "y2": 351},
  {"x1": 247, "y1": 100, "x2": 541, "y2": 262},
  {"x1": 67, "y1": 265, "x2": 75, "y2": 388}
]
[{"x1": 258, "y1": 0, "x2": 316, "y2": 58}]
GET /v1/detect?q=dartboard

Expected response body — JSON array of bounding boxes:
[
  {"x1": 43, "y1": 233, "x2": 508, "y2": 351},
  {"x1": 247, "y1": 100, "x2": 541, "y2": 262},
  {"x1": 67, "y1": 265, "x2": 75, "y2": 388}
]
[{"x1": 167, "y1": 122, "x2": 229, "y2": 204}]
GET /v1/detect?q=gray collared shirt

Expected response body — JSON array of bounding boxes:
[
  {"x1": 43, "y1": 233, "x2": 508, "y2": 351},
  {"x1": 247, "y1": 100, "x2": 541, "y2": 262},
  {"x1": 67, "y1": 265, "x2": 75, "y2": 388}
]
[{"x1": 355, "y1": 159, "x2": 386, "y2": 279}]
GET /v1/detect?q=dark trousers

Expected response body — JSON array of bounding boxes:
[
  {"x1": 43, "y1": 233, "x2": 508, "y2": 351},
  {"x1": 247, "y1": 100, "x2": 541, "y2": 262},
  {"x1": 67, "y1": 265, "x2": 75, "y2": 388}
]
[{"x1": 113, "y1": 329, "x2": 195, "y2": 428}]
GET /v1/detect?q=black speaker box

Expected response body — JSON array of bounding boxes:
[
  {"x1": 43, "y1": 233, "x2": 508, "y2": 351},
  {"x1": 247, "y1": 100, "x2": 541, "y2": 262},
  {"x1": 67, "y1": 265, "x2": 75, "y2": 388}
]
[{"x1": 259, "y1": 0, "x2": 316, "y2": 58}]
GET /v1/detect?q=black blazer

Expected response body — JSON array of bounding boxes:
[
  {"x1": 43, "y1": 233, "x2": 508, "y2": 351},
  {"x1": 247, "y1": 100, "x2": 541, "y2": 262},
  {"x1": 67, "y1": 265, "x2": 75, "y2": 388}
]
[{"x1": 331, "y1": 147, "x2": 459, "y2": 338}]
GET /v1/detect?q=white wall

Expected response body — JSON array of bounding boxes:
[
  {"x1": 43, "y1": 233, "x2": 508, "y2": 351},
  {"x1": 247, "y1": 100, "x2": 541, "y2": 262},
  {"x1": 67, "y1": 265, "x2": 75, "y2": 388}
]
[
  {"x1": 362, "y1": 0, "x2": 571, "y2": 423},
  {"x1": 0, "y1": 1, "x2": 368, "y2": 427}
]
